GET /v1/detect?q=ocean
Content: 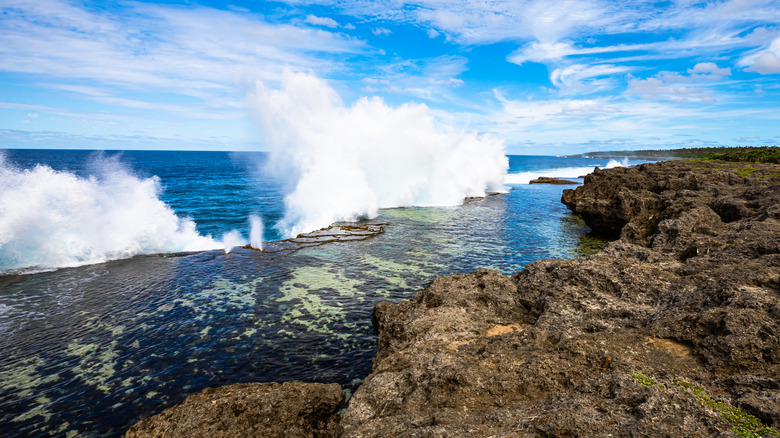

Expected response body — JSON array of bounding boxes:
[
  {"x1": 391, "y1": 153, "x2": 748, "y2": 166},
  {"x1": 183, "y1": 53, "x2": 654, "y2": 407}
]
[{"x1": 0, "y1": 150, "x2": 631, "y2": 437}]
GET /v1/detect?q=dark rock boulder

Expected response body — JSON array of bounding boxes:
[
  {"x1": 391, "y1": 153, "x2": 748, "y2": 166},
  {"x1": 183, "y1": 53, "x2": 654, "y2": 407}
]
[{"x1": 125, "y1": 382, "x2": 344, "y2": 438}]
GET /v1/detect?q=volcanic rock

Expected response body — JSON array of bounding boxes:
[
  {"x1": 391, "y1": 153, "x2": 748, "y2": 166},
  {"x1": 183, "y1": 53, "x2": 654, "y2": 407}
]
[
  {"x1": 529, "y1": 176, "x2": 580, "y2": 184},
  {"x1": 339, "y1": 160, "x2": 780, "y2": 437},
  {"x1": 125, "y1": 381, "x2": 344, "y2": 438}
]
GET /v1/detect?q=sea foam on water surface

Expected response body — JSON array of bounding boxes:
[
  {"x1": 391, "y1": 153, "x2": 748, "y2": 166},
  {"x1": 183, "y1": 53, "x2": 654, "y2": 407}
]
[
  {"x1": 0, "y1": 154, "x2": 255, "y2": 272},
  {"x1": 252, "y1": 70, "x2": 509, "y2": 238}
]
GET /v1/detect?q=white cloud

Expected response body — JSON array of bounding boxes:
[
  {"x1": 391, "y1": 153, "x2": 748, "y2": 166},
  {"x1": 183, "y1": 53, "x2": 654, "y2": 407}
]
[
  {"x1": 304, "y1": 14, "x2": 339, "y2": 27},
  {"x1": 476, "y1": 88, "x2": 780, "y2": 151},
  {"x1": 550, "y1": 64, "x2": 632, "y2": 95},
  {"x1": 507, "y1": 41, "x2": 579, "y2": 65},
  {"x1": 361, "y1": 55, "x2": 467, "y2": 100},
  {"x1": 372, "y1": 27, "x2": 392, "y2": 36},
  {"x1": 0, "y1": 1, "x2": 367, "y2": 113},
  {"x1": 626, "y1": 77, "x2": 716, "y2": 103},
  {"x1": 411, "y1": 0, "x2": 615, "y2": 45},
  {"x1": 687, "y1": 62, "x2": 731, "y2": 78},
  {"x1": 625, "y1": 63, "x2": 732, "y2": 102},
  {"x1": 747, "y1": 52, "x2": 780, "y2": 74},
  {"x1": 741, "y1": 37, "x2": 780, "y2": 74}
]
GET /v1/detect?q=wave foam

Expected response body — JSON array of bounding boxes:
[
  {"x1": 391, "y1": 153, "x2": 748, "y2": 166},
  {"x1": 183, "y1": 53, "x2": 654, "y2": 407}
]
[
  {"x1": 0, "y1": 154, "x2": 221, "y2": 273},
  {"x1": 252, "y1": 70, "x2": 508, "y2": 237},
  {"x1": 505, "y1": 158, "x2": 630, "y2": 185}
]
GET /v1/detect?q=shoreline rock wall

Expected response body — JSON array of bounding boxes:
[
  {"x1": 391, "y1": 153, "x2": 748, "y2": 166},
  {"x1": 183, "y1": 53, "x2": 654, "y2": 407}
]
[
  {"x1": 340, "y1": 160, "x2": 779, "y2": 437},
  {"x1": 127, "y1": 160, "x2": 780, "y2": 437}
]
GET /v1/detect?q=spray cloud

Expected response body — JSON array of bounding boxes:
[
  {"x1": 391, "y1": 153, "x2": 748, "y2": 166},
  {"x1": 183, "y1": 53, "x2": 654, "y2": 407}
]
[
  {"x1": 0, "y1": 154, "x2": 227, "y2": 273},
  {"x1": 253, "y1": 70, "x2": 508, "y2": 237}
]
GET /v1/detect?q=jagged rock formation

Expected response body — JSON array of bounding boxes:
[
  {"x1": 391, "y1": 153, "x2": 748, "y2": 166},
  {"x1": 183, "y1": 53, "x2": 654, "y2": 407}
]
[
  {"x1": 340, "y1": 160, "x2": 780, "y2": 437},
  {"x1": 125, "y1": 382, "x2": 344, "y2": 438}
]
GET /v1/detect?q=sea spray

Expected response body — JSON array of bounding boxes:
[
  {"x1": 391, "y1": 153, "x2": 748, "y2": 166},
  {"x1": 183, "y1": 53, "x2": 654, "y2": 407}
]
[
  {"x1": 252, "y1": 70, "x2": 508, "y2": 237},
  {"x1": 249, "y1": 215, "x2": 264, "y2": 250},
  {"x1": 221, "y1": 230, "x2": 246, "y2": 253},
  {"x1": 606, "y1": 157, "x2": 630, "y2": 168},
  {"x1": 504, "y1": 158, "x2": 630, "y2": 185},
  {"x1": 0, "y1": 154, "x2": 219, "y2": 273}
]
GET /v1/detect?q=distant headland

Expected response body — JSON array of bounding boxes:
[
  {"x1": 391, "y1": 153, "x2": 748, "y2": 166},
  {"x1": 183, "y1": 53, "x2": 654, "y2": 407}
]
[{"x1": 568, "y1": 145, "x2": 780, "y2": 162}]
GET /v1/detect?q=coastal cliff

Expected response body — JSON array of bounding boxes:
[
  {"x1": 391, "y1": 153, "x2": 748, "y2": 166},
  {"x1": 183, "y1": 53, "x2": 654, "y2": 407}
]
[{"x1": 127, "y1": 160, "x2": 780, "y2": 437}]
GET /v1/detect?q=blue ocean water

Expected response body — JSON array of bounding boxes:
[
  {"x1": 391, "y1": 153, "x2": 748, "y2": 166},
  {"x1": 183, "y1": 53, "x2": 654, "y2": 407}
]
[{"x1": 0, "y1": 150, "x2": 631, "y2": 437}]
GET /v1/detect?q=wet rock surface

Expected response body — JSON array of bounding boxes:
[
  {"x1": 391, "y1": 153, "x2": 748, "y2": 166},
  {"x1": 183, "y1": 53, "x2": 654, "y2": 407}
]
[
  {"x1": 246, "y1": 223, "x2": 386, "y2": 254},
  {"x1": 340, "y1": 160, "x2": 780, "y2": 437},
  {"x1": 125, "y1": 382, "x2": 344, "y2": 438},
  {"x1": 529, "y1": 176, "x2": 580, "y2": 185}
]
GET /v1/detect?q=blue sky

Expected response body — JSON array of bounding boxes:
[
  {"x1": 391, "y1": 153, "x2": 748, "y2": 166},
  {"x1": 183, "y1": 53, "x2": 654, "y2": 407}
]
[{"x1": 1, "y1": 0, "x2": 779, "y2": 155}]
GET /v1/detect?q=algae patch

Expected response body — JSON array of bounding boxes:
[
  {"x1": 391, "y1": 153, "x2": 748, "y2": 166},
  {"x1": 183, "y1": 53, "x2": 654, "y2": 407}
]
[
  {"x1": 630, "y1": 374, "x2": 779, "y2": 438},
  {"x1": 277, "y1": 265, "x2": 364, "y2": 336}
]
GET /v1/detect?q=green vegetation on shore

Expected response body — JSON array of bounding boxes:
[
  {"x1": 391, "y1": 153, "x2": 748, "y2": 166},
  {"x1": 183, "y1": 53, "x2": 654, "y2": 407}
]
[
  {"x1": 572, "y1": 146, "x2": 780, "y2": 162},
  {"x1": 629, "y1": 373, "x2": 780, "y2": 438},
  {"x1": 706, "y1": 146, "x2": 780, "y2": 164}
]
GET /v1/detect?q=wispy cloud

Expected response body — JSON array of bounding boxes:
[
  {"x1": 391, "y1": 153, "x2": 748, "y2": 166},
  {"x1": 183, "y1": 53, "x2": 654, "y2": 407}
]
[
  {"x1": 304, "y1": 14, "x2": 340, "y2": 27},
  {"x1": 0, "y1": 1, "x2": 366, "y2": 112},
  {"x1": 2, "y1": 0, "x2": 779, "y2": 153},
  {"x1": 372, "y1": 27, "x2": 392, "y2": 36},
  {"x1": 625, "y1": 62, "x2": 734, "y2": 103},
  {"x1": 361, "y1": 55, "x2": 467, "y2": 100}
]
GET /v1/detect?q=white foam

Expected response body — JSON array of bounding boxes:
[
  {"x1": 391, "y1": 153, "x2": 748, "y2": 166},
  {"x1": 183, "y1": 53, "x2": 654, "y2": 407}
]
[
  {"x1": 0, "y1": 154, "x2": 221, "y2": 273},
  {"x1": 504, "y1": 158, "x2": 630, "y2": 185},
  {"x1": 251, "y1": 70, "x2": 508, "y2": 237}
]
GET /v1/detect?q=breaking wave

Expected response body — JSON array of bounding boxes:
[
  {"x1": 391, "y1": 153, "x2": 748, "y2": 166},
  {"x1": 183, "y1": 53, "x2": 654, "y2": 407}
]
[
  {"x1": 504, "y1": 158, "x2": 629, "y2": 185},
  {"x1": 0, "y1": 154, "x2": 223, "y2": 273}
]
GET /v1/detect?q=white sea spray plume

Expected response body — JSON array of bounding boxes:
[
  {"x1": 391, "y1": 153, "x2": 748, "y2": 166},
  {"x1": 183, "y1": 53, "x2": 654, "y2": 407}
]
[
  {"x1": 221, "y1": 230, "x2": 245, "y2": 254},
  {"x1": 0, "y1": 153, "x2": 221, "y2": 273},
  {"x1": 504, "y1": 158, "x2": 631, "y2": 185},
  {"x1": 606, "y1": 157, "x2": 630, "y2": 168},
  {"x1": 251, "y1": 70, "x2": 508, "y2": 237},
  {"x1": 249, "y1": 214, "x2": 264, "y2": 250}
]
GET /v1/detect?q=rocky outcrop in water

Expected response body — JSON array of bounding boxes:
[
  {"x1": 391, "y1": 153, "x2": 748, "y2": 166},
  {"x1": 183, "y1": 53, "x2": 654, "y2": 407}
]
[
  {"x1": 340, "y1": 160, "x2": 780, "y2": 437},
  {"x1": 245, "y1": 223, "x2": 386, "y2": 254},
  {"x1": 529, "y1": 176, "x2": 580, "y2": 184},
  {"x1": 125, "y1": 382, "x2": 344, "y2": 438},
  {"x1": 127, "y1": 160, "x2": 780, "y2": 437}
]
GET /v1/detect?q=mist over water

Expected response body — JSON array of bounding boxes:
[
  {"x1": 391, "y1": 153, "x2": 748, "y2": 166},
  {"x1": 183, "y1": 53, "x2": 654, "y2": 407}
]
[
  {"x1": 0, "y1": 154, "x2": 222, "y2": 273},
  {"x1": 253, "y1": 70, "x2": 508, "y2": 237}
]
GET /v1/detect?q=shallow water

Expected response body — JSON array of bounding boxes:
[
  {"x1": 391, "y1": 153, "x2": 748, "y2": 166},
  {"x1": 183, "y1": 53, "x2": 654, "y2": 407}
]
[{"x1": 0, "y1": 151, "x2": 616, "y2": 437}]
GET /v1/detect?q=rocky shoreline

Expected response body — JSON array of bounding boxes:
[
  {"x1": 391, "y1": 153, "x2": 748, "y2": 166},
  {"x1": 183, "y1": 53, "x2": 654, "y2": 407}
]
[{"x1": 127, "y1": 160, "x2": 780, "y2": 437}]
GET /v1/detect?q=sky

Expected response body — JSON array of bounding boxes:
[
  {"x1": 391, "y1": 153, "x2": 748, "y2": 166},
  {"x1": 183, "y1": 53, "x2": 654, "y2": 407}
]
[{"x1": 1, "y1": 0, "x2": 779, "y2": 155}]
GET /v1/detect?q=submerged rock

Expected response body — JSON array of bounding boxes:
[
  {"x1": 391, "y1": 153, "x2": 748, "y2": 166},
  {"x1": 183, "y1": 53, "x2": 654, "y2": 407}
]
[
  {"x1": 125, "y1": 382, "x2": 344, "y2": 438},
  {"x1": 340, "y1": 160, "x2": 780, "y2": 437}
]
